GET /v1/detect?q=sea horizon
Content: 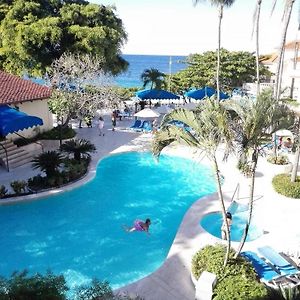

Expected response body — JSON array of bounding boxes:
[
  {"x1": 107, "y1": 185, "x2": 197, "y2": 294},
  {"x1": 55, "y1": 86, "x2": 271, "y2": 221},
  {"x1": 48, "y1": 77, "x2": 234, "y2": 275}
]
[{"x1": 115, "y1": 54, "x2": 187, "y2": 88}]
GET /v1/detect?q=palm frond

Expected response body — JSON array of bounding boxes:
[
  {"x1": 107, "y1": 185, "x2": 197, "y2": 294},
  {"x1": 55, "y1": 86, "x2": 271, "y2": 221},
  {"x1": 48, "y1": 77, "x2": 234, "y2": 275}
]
[{"x1": 161, "y1": 108, "x2": 202, "y2": 133}]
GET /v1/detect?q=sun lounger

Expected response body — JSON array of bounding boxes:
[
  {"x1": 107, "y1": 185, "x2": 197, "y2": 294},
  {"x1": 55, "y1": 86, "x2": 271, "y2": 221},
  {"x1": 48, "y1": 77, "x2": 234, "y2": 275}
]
[
  {"x1": 257, "y1": 246, "x2": 300, "y2": 278},
  {"x1": 140, "y1": 120, "x2": 152, "y2": 132},
  {"x1": 241, "y1": 251, "x2": 284, "y2": 285},
  {"x1": 194, "y1": 271, "x2": 217, "y2": 300},
  {"x1": 130, "y1": 119, "x2": 142, "y2": 129}
]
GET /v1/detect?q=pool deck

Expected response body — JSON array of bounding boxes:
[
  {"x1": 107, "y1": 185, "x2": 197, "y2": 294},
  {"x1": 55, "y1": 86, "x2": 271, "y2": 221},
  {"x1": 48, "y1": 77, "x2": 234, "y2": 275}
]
[{"x1": 1, "y1": 116, "x2": 300, "y2": 300}]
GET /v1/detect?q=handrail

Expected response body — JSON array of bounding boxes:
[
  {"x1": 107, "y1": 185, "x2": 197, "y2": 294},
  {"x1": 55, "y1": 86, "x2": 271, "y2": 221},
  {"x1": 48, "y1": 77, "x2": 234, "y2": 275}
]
[
  {"x1": 14, "y1": 132, "x2": 44, "y2": 152},
  {"x1": 0, "y1": 142, "x2": 9, "y2": 172},
  {"x1": 231, "y1": 183, "x2": 240, "y2": 202}
]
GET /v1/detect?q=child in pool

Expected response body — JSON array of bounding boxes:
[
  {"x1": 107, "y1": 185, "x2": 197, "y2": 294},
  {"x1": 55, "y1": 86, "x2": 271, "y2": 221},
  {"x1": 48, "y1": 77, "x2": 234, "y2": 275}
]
[{"x1": 124, "y1": 218, "x2": 151, "y2": 235}]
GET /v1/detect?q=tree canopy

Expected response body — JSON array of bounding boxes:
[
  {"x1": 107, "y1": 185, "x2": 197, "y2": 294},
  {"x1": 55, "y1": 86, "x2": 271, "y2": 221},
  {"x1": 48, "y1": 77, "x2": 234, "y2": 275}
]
[
  {"x1": 0, "y1": 0, "x2": 128, "y2": 76},
  {"x1": 169, "y1": 49, "x2": 271, "y2": 94}
]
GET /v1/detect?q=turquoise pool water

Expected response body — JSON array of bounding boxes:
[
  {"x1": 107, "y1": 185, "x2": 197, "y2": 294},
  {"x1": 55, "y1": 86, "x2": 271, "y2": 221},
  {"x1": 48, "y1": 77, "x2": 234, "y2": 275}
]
[
  {"x1": 200, "y1": 204, "x2": 263, "y2": 242},
  {"x1": 0, "y1": 152, "x2": 216, "y2": 289}
]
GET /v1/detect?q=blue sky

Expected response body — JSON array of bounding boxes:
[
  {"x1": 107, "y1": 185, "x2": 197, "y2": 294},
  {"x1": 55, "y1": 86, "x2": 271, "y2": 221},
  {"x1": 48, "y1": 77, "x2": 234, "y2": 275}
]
[{"x1": 90, "y1": 0, "x2": 299, "y2": 56}]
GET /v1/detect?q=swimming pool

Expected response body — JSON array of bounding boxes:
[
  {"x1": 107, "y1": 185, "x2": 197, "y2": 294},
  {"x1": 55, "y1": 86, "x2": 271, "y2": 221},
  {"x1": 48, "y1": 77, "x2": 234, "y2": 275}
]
[
  {"x1": 200, "y1": 202, "x2": 263, "y2": 242},
  {"x1": 0, "y1": 152, "x2": 216, "y2": 289}
]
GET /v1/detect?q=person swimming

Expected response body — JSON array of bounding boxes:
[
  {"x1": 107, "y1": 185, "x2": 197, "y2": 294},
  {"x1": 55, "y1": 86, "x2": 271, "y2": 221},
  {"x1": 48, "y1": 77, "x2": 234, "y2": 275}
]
[{"x1": 123, "y1": 218, "x2": 151, "y2": 235}]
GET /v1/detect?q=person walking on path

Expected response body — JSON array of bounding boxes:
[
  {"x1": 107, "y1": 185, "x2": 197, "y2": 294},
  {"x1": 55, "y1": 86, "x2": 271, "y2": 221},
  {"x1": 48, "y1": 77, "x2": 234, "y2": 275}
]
[
  {"x1": 98, "y1": 116, "x2": 105, "y2": 136},
  {"x1": 111, "y1": 111, "x2": 117, "y2": 131}
]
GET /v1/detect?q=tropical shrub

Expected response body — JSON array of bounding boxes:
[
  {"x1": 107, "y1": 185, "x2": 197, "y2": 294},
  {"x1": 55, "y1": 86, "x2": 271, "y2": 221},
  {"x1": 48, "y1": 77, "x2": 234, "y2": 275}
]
[
  {"x1": 272, "y1": 174, "x2": 300, "y2": 198},
  {"x1": 38, "y1": 126, "x2": 76, "y2": 140},
  {"x1": 32, "y1": 151, "x2": 64, "y2": 177},
  {"x1": 28, "y1": 174, "x2": 47, "y2": 191},
  {"x1": 75, "y1": 280, "x2": 112, "y2": 300},
  {"x1": 60, "y1": 139, "x2": 96, "y2": 161},
  {"x1": 0, "y1": 270, "x2": 67, "y2": 300},
  {"x1": 267, "y1": 154, "x2": 289, "y2": 165},
  {"x1": 0, "y1": 185, "x2": 8, "y2": 198},
  {"x1": 191, "y1": 244, "x2": 268, "y2": 300},
  {"x1": 75, "y1": 279, "x2": 144, "y2": 300},
  {"x1": 0, "y1": 271, "x2": 143, "y2": 300},
  {"x1": 28, "y1": 158, "x2": 90, "y2": 191},
  {"x1": 10, "y1": 180, "x2": 27, "y2": 195},
  {"x1": 64, "y1": 158, "x2": 89, "y2": 180}
]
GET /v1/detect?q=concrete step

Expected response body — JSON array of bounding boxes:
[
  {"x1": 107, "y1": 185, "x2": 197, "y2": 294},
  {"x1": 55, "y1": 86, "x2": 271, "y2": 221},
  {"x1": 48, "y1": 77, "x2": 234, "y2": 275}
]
[
  {"x1": 5, "y1": 149, "x2": 28, "y2": 161},
  {"x1": 8, "y1": 149, "x2": 41, "y2": 169},
  {"x1": 0, "y1": 139, "x2": 13, "y2": 146},
  {"x1": 0, "y1": 146, "x2": 23, "y2": 158},
  {"x1": 0, "y1": 143, "x2": 18, "y2": 155}
]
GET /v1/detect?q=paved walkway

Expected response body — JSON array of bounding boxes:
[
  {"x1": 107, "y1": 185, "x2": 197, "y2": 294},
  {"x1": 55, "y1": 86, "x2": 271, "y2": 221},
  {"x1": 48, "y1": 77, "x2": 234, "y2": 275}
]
[{"x1": 1, "y1": 115, "x2": 300, "y2": 300}]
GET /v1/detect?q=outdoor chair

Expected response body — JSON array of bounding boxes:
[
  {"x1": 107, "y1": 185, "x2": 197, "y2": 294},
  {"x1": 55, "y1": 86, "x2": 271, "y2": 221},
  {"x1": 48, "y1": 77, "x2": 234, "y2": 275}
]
[
  {"x1": 257, "y1": 246, "x2": 300, "y2": 279},
  {"x1": 141, "y1": 120, "x2": 152, "y2": 132},
  {"x1": 241, "y1": 251, "x2": 292, "y2": 288},
  {"x1": 130, "y1": 119, "x2": 142, "y2": 129},
  {"x1": 194, "y1": 271, "x2": 217, "y2": 300}
]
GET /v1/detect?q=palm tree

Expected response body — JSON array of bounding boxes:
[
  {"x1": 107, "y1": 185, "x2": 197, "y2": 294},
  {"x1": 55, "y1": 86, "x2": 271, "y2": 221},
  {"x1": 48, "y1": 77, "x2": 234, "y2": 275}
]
[
  {"x1": 141, "y1": 68, "x2": 166, "y2": 89},
  {"x1": 60, "y1": 139, "x2": 96, "y2": 161},
  {"x1": 226, "y1": 90, "x2": 295, "y2": 257},
  {"x1": 152, "y1": 100, "x2": 233, "y2": 266},
  {"x1": 194, "y1": 0, "x2": 235, "y2": 101},
  {"x1": 274, "y1": 0, "x2": 296, "y2": 101},
  {"x1": 32, "y1": 151, "x2": 64, "y2": 177},
  {"x1": 253, "y1": 0, "x2": 263, "y2": 96}
]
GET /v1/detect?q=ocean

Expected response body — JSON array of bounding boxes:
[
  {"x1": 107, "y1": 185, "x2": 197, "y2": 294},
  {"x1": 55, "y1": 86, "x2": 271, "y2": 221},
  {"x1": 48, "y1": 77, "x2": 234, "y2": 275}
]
[
  {"x1": 27, "y1": 54, "x2": 187, "y2": 89},
  {"x1": 115, "y1": 54, "x2": 187, "y2": 88}
]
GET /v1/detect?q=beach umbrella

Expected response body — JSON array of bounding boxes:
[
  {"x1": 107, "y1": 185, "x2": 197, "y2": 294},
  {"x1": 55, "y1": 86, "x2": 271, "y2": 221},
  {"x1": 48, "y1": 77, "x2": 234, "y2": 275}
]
[
  {"x1": 275, "y1": 129, "x2": 293, "y2": 137},
  {"x1": 155, "y1": 105, "x2": 173, "y2": 114},
  {"x1": 136, "y1": 89, "x2": 180, "y2": 100},
  {"x1": 185, "y1": 86, "x2": 229, "y2": 100},
  {"x1": 134, "y1": 108, "x2": 160, "y2": 118}
]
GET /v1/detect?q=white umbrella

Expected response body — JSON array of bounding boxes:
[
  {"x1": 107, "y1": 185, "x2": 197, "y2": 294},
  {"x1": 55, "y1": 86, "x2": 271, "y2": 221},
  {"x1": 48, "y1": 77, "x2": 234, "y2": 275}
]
[
  {"x1": 155, "y1": 105, "x2": 173, "y2": 114},
  {"x1": 134, "y1": 108, "x2": 160, "y2": 118},
  {"x1": 275, "y1": 129, "x2": 293, "y2": 137}
]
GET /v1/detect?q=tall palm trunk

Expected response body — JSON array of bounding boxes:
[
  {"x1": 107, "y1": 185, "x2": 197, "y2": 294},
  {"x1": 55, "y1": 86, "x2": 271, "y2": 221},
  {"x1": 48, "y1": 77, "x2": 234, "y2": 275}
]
[
  {"x1": 290, "y1": 41, "x2": 299, "y2": 99},
  {"x1": 212, "y1": 156, "x2": 231, "y2": 266},
  {"x1": 274, "y1": 0, "x2": 295, "y2": 101},
  {"x1": 255, "y1": 0, "x2": 262, "y2": 96},
  {"x1": 216, "y1": 4, "x2": 223, "y2": 102},
  {"x1": 291, "y1": 118, "x2": 300, "y2": 182},
  {"x1": 235, "y1": 150, "x2": 258, "y2": 258},
  {"x1": 291, "y1": 146, "x2": 300, "y2": 182}
]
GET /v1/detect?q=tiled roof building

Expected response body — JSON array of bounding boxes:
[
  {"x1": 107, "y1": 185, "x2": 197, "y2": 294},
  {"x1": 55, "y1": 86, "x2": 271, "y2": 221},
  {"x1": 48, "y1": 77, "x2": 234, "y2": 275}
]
[{"x1": 0, "y1": 71, "x2": 51, "y2": 105}]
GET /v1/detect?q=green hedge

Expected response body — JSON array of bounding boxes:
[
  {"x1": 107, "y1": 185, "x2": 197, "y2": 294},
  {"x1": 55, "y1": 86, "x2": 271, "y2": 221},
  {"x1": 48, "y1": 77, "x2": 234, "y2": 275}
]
[
  {"x1": 28, "y1": 158, "x2": 89, "y2": 191},
  {"x1": 191, "y1": 244, "x2": 268, "y2": 300},
  {"x1": 272, "y1": 174, "x2": 300, "y2": 198},
  {"x1": 38, "y1": 126, "x2": 76, "y2": 140},
  {"x1": 14, "y1": 127, "x2": 76, "y2": 147}
]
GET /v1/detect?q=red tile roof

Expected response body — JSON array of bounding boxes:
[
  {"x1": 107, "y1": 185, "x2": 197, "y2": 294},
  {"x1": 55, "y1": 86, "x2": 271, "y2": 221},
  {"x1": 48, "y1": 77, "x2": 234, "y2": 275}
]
[{"x1": 0, "y1": 71, "x2": 51, "y2": 105}]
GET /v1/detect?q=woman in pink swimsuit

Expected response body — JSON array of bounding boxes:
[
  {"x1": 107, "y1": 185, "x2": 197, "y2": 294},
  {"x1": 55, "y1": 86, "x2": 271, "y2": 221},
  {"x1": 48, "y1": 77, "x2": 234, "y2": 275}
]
[{"x1": 124, "y1": 218, "x2": 151, "y2": 235}]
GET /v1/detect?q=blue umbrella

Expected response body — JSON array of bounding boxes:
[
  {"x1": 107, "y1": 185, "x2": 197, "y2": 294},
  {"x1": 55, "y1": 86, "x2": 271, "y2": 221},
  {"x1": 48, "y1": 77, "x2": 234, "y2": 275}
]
[
  {"x1": 185, "y1": 86, "x2": 229, "y2": 100},
  {"x1": 136, "y1": 89, "x2": 180, "y2": 100}
]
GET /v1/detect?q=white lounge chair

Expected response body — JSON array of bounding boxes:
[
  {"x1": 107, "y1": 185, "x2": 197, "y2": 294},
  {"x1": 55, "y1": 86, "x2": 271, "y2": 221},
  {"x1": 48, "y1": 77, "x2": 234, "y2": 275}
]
[{"x1": 195, "y1": 271, "x2": 217, "y2": 300}]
